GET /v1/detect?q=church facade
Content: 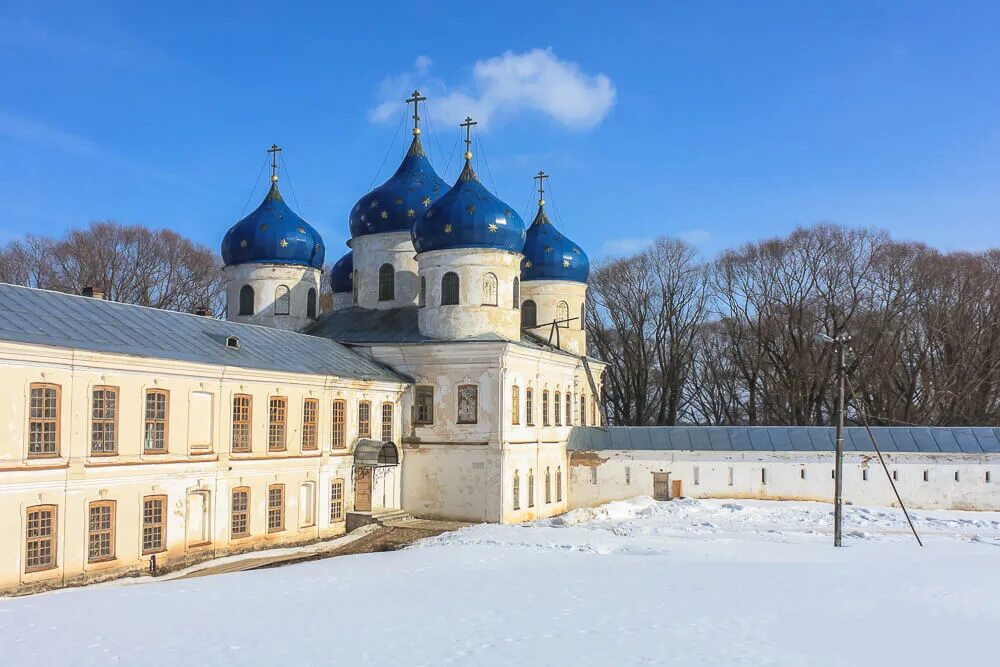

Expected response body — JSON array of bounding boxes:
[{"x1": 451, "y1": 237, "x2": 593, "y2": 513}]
[{"x1": 0, "y1": 95, "x2": 605, "y2": 594}]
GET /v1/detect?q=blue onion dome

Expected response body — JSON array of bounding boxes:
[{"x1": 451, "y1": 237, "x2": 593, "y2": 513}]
[
  {"x1": 349, "y1": 136, "x2": 449, "y2": 239},
  {"x1": 221, "y1": 180, "x2": 325, "y2": 269},
  {"x1": 330, "y1": 250, "x2": 354, "y2": 293},
  {"x1": 412, "y1": 158, "x2": 526, "y2": 254},
  {"x1": 521, "y1": 202, "x2": 590, "y2": 283}
]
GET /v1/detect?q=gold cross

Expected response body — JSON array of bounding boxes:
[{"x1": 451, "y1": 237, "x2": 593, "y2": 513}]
[
  {"x1": 533, "y1": 170, "x2": 549, "y2": 207},
  {"x1": 268, "y1": 144, "x2": 282, "y2": 183},
  {"x1": 405, "y1": 90, "x2": 427, "y2": 136},
  {"x1": 460, "y1": 116, "x2": 477, "y2": 160}
]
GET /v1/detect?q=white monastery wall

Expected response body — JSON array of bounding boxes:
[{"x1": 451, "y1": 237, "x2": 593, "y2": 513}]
[
  {"x1": 351, "y1": 231, "x2": 419, "y2": 309},
  {"x1": 0, "y1": 340, "x2": 406, "y2": 594},
  {"x1": 569, "y1": 449, "x2": 1000, "y2": 511},
  {"x1": 223, "y1": 263, "x2": 321, "y2": 331}
]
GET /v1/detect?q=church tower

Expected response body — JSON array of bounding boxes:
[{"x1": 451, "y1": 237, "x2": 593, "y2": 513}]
[
  {"x1": 519, "y1": 172, "x2": 591, "y2": 354},
  {"x1": 221, "y1": 145, "x2": 325, "y2": 330},
  {"x1": 412, "y1": 117, "x2": 526, "y2": 340},
  {"x1": 347, "y1": 91, "x2": 448, "y2": 310}
]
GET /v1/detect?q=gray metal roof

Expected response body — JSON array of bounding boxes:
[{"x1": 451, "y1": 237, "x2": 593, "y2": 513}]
[
  {"x1": 0, "y1": 283, "x2": 405, "y2": 383},
  {"x1": 568, "y1": 426, "x2": 1000, "y2": 455}
]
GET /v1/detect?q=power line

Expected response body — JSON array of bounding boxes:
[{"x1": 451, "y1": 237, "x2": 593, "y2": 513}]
[
  {"x1": 239, "y1": 154, "x2": 270, "y2": 217},
  {"x1": 278, "y1": 154, "x2": 303, "y2": 214},
  {"x1": 369, "y1": 109, "x2": 407, "y2": 190}
]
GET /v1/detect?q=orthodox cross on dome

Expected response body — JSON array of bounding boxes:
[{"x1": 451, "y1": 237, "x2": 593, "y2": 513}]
[
  {"x1": 405, "y1": 90, "x2": 427, "y2": 136},
  {"x1": 533, "y1": 170, "x2": 549, "y2": 207},
  {"x1": 460, "y1": 116, "x2": 477, "y2": 161},
  {"x1": 268, "y1": 144, "x2": 282, "y2": 183}
]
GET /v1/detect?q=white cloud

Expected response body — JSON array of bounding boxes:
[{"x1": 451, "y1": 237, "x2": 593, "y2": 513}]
[
  {"x1": 369, "y1": 48, "x2": 616, "y2": 131},
  {"x1": 600, "y1": 237, "x2": 653, "y2": 258},
  {"x1": 678, "y1": 228, "x2": 712, "y2": 248}
]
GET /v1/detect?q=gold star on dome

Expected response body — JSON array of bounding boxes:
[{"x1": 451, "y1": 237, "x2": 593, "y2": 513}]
[
  {"x1": 544, "y1": 245, "x2": 553, "y2": 253},
  {"x1": 296, "y1": 226, "x2": 305, "y2": 234},
  {"x1": 466, "y1": 204, "x2": 476, "y2": 214},
  {"x1": 444, "y1": 223, "x2": 453, "y2": 234},
  {"x1": 488, "y1": 223, "x2": 498, "y2": 232},
  {"x1": 380, "y1": 210, "x2": 389, "y2": 219},
  {"x1": 280, "y1": 239, "x2": 289, "y2": 248},
  {"x1": 563, "y1": 259, "x2": 571, "y2": 267},
  {"x1": 525, "y1": 260, "x2": 533, "y2": 268},
  {"x1": 407, "y1": 208, "x2": 415, "y2": 218},
  {"x1": 370, "y1": 200, "x2": 379, "y2": 208},
  {"x1": 422, "y1": 196, "x2": 431, "y2": 206},
  {"x1": 240, "y1": 240, "x2": 248, "y2": 248}
]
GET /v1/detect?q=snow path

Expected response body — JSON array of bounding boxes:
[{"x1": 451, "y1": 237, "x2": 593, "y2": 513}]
[{"x1": 3, "y1": 498, "x2": 999, "y2": 666}]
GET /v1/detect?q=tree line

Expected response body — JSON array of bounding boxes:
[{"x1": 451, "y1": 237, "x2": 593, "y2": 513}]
[{"x1": 586, "y1": 224, "x2": 1000, "y2": 427}]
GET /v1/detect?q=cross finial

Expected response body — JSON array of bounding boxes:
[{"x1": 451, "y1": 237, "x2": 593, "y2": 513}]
[
  {"x1": 533, "y1": 170, "x2": 549, "y2": 207},
  {"x1": 405, "y1": 90, "x2": 427, "y2": 136},
  {"x1": 267, "y1": 144, "x2": 282, "y2": 183},
  {"x1": 460, "y1": 116, "x2": 477, "y2": 161}
]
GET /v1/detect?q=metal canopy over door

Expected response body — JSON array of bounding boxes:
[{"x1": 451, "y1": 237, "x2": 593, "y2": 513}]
[{"x1": 355, "y1": 466, "x2": 373, "y2": 512}]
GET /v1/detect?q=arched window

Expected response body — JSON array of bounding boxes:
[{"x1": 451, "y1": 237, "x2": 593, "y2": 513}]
[
  {"x1": 545, "y1": 467, "x2": 551, "y2": 504},
  {"x1": 542, "y1": 390, "x2": 550, "y2": 426},
  {"x1": 522, "y1": 300, "x2": 537, "y2": 328},
  {"x1": 554, "y1": 392, "x2": 561, "y2": 426},
  {"x1": 528, "y1": 469, "x2": 535, "y2": 508},
  {"x1": 580, "y1": 393, "x2": 587, "y2": 425},
  {"x1": 238, "y1": 285, "x2": 255, "y2": 316},
  {"x1": 378, "y1": 264, "x2": 395, "y2": 301},
  {"x1": 566, "y1": 392, "x2": 572, "y2": 426},
  {"x1": 512, "y1": 278, "x2": 520, "y2": 309},
  {"x1": 352, "y1": 270, "x2": 359, "y2": 305},
  {"x1": 441, "y1": 272, "x2": 460, "y2": 305},
  {"x1": 275, "y1": 285, "x2": 290, "y2": 315},
  {"x1": 419, "y1": 276, "x2": 426, "y2": 308},
  {"x1": 511, "y1": 385, "x2": 520, "y2": 425},
  {"x1": 513, "y1": 470, "x2": 520, "y2": 510},
  {"x1": 580, "y1": 302, "x2": 586, "y2": 330},
  {"x1": 556, "y1": 467, "x2": 563, "y2": 502},
  {"x1": 556, "y1": 301, "x2": 569, "y2": 327},
  {"x1": 306, "y1": 288, "x2": 317, "y2": 318},
  {"x1": 526, "y1": 387, "x2": 534, "y2": 426},
  {"x1": 482, "y1": 272, "x2": 498, "y2": 306}
]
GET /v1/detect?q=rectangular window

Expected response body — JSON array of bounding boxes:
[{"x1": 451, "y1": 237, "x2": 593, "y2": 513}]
[
  {"x1": 625, "y1": 466, "x2": 631, "y2": 485},
  {"x1": 330, "y1": 479, "x2": 345, "y2": 522},
  {"x1": 143, "y1": 389, "x2": 169, "y2": 453},
  {"x1": 554, "y1": 392, "x2": 561, "y2": 426},
  {"x1": 267, "y1": 484, "x2": 285, "y2": 532},
  {"x1": 414, "y1": 386, "x2": 434, "y2": 425},
  {"x1": 986, "y1": 471, "x2": 992, "y2": 483},
  {"x1": 566, "y1": 392, "x2": 572, "y2": 426},
  {"x1": 28, "y1": 383, "x2": 60, "y2": 457},
  {"x1": 800, "y1": 468, "x2": 807, "y2": 480},
  {"x1": 25, "y1": 505, "x2": 57, "y2": 572},
  {"x1": 542, "y1": 391, "x2": 550, "y2": 426},
  {"x1": 694, "y1": 466, "x2": 700, "y2": 485},
  {"x1": 231, "y1": 394, "x2": 252, "y2": 452},
  {"x1": 728, "y1": 466, "x2": 734, "y2": 486},
  {"x1": 526, "y1": 388, "x2": 534, "y2": 426},
  {"x1": 88, "y1": 500, "x2": 116, "y2": 562},
  {"x1": 893, "y1": 470, "x2": 899, "y2": 481},
  {"x1": 382, "y1": 402, "x2": 394, "y2": 442},
  {"x1": 331, "y1": 399, "x2": 346, "y2": 449},
  {"x1": 457, "y1": 385, "x2": 478, "y2": 424},
  {"x1": 528, "y1": 470, "x2": 535, "y2": 508},
  {"x1": 268, "y1": 397, "x2": 287, "y2": 452},
  {"x1": 556, "y1": 468, "x2": 563, "y2": 502},
  {"x1": 590, "y1": 467, "x2": 598, "y2": 485},
  {"x1": 358, "y1": 401, "x2": 371, "y2": 438},
  {"x1": 142, "y1": 495, "x2": 166, "y2": 554},
  {"x1": 231, "y1": 487, "x2": 250, "y2": 538},
  {"x1": 513, "y1": 472, "x2": 520, "y2": 510},
  {"x1": 863, "y1": 469, "x2": 869, "y2": 481},
  {"x1": 580, "y1": 394, "x2": 587, "y2": 425},
  {"x1": 511, "y1": 385, "x2": 520, "y2": 425},
  {"x1": 761, "y1": 468, "x2": 768, "y2": 485},
  {"x1": 301, "y1": 398, "x2": 319, "y2": 451},
  {"x1": 923, "y1": 470, "x2": 929, "y2": 482},
  {"x1": 90, "y1": 386, "x2": 118, "y2": 455}
]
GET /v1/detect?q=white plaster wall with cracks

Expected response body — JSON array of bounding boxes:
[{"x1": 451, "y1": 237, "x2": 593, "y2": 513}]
[
  {"x1": 519, "y1": 280, "x2": 587, "y2": 354},
  {"x1": 351, "y1": 231, "x2": 420, "y2": 310},
  {"x1": 223, "y1": 263, "x2": 322, "y2": 331}
]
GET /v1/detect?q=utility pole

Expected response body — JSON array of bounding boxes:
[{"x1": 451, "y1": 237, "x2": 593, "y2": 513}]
[{"x1": 816, "y1": 331, "x2": 850, "y2": 547}]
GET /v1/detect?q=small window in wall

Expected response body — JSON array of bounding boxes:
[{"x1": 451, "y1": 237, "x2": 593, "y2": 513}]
[
  {"x1": 565, "y1": 392, "x2": 572, "y2": 426},
  {"x1": 239, "y1": 284, "x2": 255, "y2": 316},
  {"x1": 513, "y1": 470, "x2": 520, "y2": 510},
  {"x1": 556, "y1": 467, "x2": 563, "y2": 502},
  {"x1": 143, "y1": 389, "x2": 169, "y2": 453},
  {"x1": 268, "y1": 397, "x2": 287, "y2": 451},
  {"x1": 482, "y1": 272, "x2": 498, "y2": 306},
  {"x1": 275, "y1": 285, "x2": 291, "y2": 315},
  {"x1": 694, "y1": 466, "x2": 700, "y2": 485},
  {"x1": 580, "y1": 302, "x2": 586, "y2": 329},
  {"x1": 91, "y1": 386, "x2": 118, "y2": 455},
  {"x1": 307, "y1": 288, "x2": 317, "y2": 319},
  {"x1": 358, "y1": 401, "x2": 371, "y2": 437},
  {"x1": 28, "y1": 383, "x2": 60, "y2": 457},
  {"x1": 301, "y1": 398, "x2": 319, "y2": 451},
  {"x1": 414, "y1": 386, "x2": 434, "y2": 425},
  {"x1": 441, "y1": 272, "x2": 460, "y2": 306},
  {"x1": 419, "y1": 276, "x2": 426, "y2": 307},
  {"x1": 457, "y1": 385, "x2": 478, "y2": 424},
  {"x1": 625, "y1": 466, "x2": 631, "y2": 485},
  {"x1": 331, "y1": 399, "x2": 346, "y2": 448},
  {"x1": 513, "y1": 278, "x2": 520, "y2": 309},
  {"x1": 142, "y1": 495, "x2": 166, "y2": 554},
  {"x1": 554, "y1": 392, "x2": 561, "y2": 426},
  {"x1": 954, "y1": 470, "x2": 960, "y2": 482},
  {"x1": 378, "y1": 264, "x2": 395, "y2": 301},
  {"x1": 526, "y1": 388, "x2": 535, "y2": 426},
  {"x1": 382, "y1": 402, "x2": 394, "y2": 442},
  {"x1": 728, "y1": 467, "x2": 734, "y2": 486},
  {"x1": 522, "y1": 300, "x2": 537, "y2": 328},
  {"x1": 545, "y1": 467, "x2": 552, "y2": 504},
  {"x1": 511, "y1": 385, "x2": 520, "y2": 425},
  {"x1": 590, "y1": 467, "x2": 597, "y2": 485},
  {"x1": 893, "y1": 470, "x2": 899, "y2": 482},
  {"x1": 555, "y1": 301, "x2": 569, "y2": 327},
  {"x1": 761, "y1": 468, "x2": 768, "y2": 485},
  {"x1": 987, "y1": 471, "x2": 992, "y2": 483},
  {"x1": 800, "y1": 468, "x2": 806, "y2": 480},
  {"x1": 267, "y1": 484, "x2": 285, "y2": 532},
  {"x1": 300, "y1": 482, "x2": 316, "y2": 528},
  {"x1": 923, "y1": 470, "x2": 929, "y2": 482},
  {"x1": 580, "y1": 393, "x2": 587, "y2": 425},
  {"x1": 528, "y1": 469, "x2": 535, "y2": 508},
  {"x1": 232, "y1": 394, "x2": 252, "y2": 452},
  {"x1": 330, "y1": 479, "x2": 345, "y2": 522},
  {"x1": 542, "y1": 391, "x2": 550, "y2": 426},
  {"x1": 231, "y1": 487, "x2": 250, "y2": 538},
  {"x1": 352, "y1": 270, "x2": 359, "y2": 304},
  {"x1": 88, "y1": 500, "x2": 116, "y2": 563},
  {"x1": 25, "y1": 505, "x2": 57, "y2": 572},
  {"x1": 862, "y1": 469, "x2": 869, "y2": 481}
]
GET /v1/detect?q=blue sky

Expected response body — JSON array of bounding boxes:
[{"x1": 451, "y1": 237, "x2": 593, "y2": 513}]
[{"x1": 2, "y1": 1, "x2": 1000, "y2": 262}]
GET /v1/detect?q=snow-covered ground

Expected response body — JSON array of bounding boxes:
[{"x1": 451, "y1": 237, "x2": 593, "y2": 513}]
[{"x1": 4, "y1": 498, "x2": 999, "y2": 666}]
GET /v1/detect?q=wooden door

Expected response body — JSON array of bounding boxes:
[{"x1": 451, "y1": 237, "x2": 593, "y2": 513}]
[
  {"x1": 671, "y1": 480, "x2": 684, "y2": 499},
  {"x1": 355, "y1": 467, "x2": 372, "y2": 512},
  {"x1": 652, "y1": 472, "x2": 670, "y2": 501}
]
